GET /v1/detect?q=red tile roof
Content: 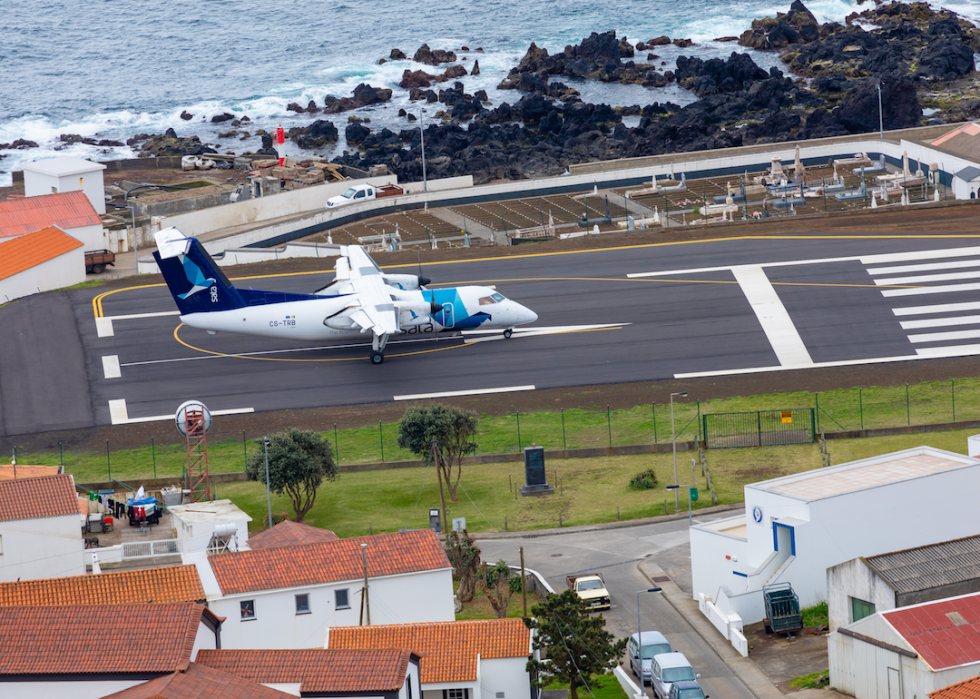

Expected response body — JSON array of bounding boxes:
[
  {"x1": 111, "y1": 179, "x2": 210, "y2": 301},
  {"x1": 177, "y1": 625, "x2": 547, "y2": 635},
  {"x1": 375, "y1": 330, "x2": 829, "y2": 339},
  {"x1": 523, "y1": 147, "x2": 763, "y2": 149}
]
[
  {"x1": 0, "y1": 603, "x2": 219, "y2": 675},
  {"x1": 0, "y1": 564, "x2": 205, "y2": 606},
  {"x1": 210, "y1": 528, "x2": 450, "y2": 595},
  {"x1": 196, "y1": 648, "x2": 415, "y2": 692},
  {"x1": 329, "y1": 619, "x2": 531, "y2": 683},
  {"x1": 0, "y1": 225, "x2": 84, "y2": 282},
  {"x1": 930, "y1": 675, "x2": 980, "y2": 699},
  {"x1": 98, "y1": 662, "x2": 296, "y2": 699},
  {"x1": 884, "y1": 593, "x2": 980, "y2": 670},
  {"x1": 0, "y1": 190, "x2": 101, "y2": 238},
  {"x1": 0, "y1": 473, "x2": 80, "y2": 522},
  {"x1": 247, "y1": 519, "x2": 339, "y2": 550}
]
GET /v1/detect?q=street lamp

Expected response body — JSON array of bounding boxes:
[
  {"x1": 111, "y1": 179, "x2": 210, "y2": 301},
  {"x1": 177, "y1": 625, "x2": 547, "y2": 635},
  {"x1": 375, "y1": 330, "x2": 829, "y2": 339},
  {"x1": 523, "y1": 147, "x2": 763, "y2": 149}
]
[
  {"x1": 263, "y1": 437, "x2": 273, "y2": 529},
  {"x1": 666, "y1": 485, "x2": 693, "y2": 527},
  {"x1": 670, "y1": 391, "x2": 687, "y2": 511},
  {"x1": 877, "y1": 83, "x2": 883, "y2": 141},
  {"x1": 418, "y1": 108, "x2": 427, "y2": 193},
  {"x1": 635, "y1": 586, "x2": 662, "y2": 692}
]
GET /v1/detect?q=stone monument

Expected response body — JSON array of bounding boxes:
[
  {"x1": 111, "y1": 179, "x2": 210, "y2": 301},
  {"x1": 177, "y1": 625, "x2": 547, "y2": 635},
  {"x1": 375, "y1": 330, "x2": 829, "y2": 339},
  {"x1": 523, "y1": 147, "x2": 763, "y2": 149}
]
[{"x1": 519, "y1": 445, "x2": 554, "y2": 496}]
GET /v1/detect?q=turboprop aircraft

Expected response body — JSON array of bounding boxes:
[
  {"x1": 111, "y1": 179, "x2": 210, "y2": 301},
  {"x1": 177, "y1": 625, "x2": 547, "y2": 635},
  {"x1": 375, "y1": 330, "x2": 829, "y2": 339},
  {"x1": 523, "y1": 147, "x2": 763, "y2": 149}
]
[{"x1": 152, "y1": 228, "x2": 537, "y2": 364}]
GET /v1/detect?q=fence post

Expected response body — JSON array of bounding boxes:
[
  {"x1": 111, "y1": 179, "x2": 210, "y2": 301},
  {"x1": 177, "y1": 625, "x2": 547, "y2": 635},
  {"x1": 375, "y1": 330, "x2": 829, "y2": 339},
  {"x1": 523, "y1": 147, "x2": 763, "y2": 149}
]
[
  {"x1": 334, "y1": 423, "x2": 340, "y2": 464},
  {"x1": 652, "y1": 402, "x2": 657, "y2": 443},
  {"x1": 906, "y1": 383, "x2": 910, "y2": 426},
  {"x1": 606, "y1": 404, "x2": 612, "y2": 448},
  {"x1": 379, "y1": 421, "x2": 384, "y2": 463},
  {"x1": 516, "y1": 411, "x2": 522, "y2": 451},
  {"x1": 59, "y1": 442, "x2": 63, "y2": 468},
  {"x1": 859, "y1": 388, "x2": 864, "y2": 431},
  {"x1": 106, "y1": 439, "x2": 111, "y2": 481},
  {"x1": 561, "y1": 408, "x2": 566, "y2": 450},
  {"x1": 697, "y1": 399, "x2": 702, "y2": 440},
  {"x1": 952, "y1": 379, "x2": 956, "y2": 422},
  {"x1": 815, "y1": 392, "x2": 821, "y2": 433},
  {"x1": 152, "y1": 437, "x2": 156, "y2": 478}
]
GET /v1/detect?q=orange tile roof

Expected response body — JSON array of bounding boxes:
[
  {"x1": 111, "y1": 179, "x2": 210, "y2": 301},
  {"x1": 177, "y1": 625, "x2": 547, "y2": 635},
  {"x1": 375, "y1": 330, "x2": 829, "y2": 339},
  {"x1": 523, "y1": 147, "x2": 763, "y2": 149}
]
[
  {"x1": 210, "y1": 528, "x2": 450, "y2": 595},
  {"x1": 0, "y1": 473, "x2": 79, "y2": 522},
  {"x1": 99, "y1": 662, "x2": 296, "y2": 699},
  {"x1": 0, "y1": 226, "x2": 84, "y2": 282},
  {"x1": 0, "y1": 564, "x2": 205, "y2": 606},
  {"x1": 329, "y1": 619, "x2": 531, "y2": 683},
  {"x1": 0, "y1": 603, "x2": 219, "y2": 675},
  {"x1": 0, "y1": 464, "x2": 61, "y2": 481},
  {"x1": 247, "y1": 520, "x2": 339, "y2": 550},
  {"x1": 930, "y1": 676, "x2": 980, "y2": 699},
  {"x1": 196, "y1": 648, "x2": 415, "y2": 692},
  {"x1": 0, "y1": 190, "x2": 101, "y2": 238}
]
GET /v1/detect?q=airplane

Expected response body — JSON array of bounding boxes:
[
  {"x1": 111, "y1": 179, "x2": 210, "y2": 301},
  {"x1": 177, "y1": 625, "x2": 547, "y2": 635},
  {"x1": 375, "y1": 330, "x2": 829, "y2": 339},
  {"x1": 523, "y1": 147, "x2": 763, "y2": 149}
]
[{"x1": 152, "y1": 228, "x2": 538, "y2": 364}]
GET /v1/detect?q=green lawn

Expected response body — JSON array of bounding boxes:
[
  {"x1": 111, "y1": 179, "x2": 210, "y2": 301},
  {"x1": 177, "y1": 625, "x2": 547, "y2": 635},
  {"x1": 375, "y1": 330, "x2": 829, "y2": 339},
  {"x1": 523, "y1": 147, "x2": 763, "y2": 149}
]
[
  {"x1": 544, "y1": 673, "x2": 629, "y2": 699},
  {"x1": 18, "y1": 377, "x2": 980, "y2": 486}
]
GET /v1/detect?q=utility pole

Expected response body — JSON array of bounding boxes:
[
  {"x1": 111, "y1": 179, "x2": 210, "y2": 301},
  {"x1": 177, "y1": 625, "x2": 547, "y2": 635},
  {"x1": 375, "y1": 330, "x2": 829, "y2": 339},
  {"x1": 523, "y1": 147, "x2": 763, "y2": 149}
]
[
  {"x1": 361, "y1": 542, "x2": 371, "y2": 625},
  {"x1": 432, "y1": 438, "x2": 448, "y2": 534},
  {"x1": 520, "y1": 546, "x2": 528, "y2": 618}
]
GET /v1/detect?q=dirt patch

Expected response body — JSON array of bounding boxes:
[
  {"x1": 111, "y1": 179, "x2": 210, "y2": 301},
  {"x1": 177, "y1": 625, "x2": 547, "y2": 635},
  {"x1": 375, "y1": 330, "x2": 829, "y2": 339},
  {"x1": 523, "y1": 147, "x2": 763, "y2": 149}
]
[{"x1": 745, "y1": 621, "x2": 830, "y2": 693}]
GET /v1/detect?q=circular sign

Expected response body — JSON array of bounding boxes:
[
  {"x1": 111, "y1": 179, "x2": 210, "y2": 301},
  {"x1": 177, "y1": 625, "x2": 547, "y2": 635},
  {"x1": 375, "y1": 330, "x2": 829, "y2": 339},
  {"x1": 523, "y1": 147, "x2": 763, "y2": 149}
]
[
  {"x1": 175, "y1": 400, "x2": 212, "y2": 436},
  {"x1": 752, "y1": 506, "x2": 763, "y2": 524}
]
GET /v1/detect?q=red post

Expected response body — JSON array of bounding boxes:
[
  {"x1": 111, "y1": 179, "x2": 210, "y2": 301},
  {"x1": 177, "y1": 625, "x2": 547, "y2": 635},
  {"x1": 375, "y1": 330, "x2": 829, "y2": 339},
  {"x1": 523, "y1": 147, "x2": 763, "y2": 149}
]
[{"x1": 185, "y1": 407, "x2": 211, "y2": 502}]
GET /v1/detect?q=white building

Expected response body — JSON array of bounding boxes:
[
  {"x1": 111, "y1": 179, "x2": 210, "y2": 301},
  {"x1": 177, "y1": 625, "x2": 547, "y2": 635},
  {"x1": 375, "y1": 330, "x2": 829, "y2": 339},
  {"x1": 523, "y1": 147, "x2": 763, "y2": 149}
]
[
  {"x1": 22, "y1": 156, "x2": 107, "y2": 214},
  {"x1": 827, "y1": 534, "x2": 980, "y2": 631},
  {"x1": 99, "y1": 662, "x2": 296, "y2": 699},
  {"x1": 0, "y1": 226, "x2": 85, "y2": 304},
  {"x1": 829, "y1": 591, "x2": 980, "y2": 699},
  {"x1": 169, "y1": 498, "x2": 251, "y2": 554},
  {"x1": 328, "y1": 618, "x2": 537, "y2": 699},
  {"x1": 186, "y1": 528, "x2": 455, "y2": 649},
  {"x1": 196, "y1": 648, "x2": 422, "y2": 698},
  {"x1": 0, "y1": 602, "x2": 222, "y2": 699},
  {"x1": 691, "y1": 446, "x2": 980, "y2": 648},
  {"x1": 0, "y1": 190, "x2": 104, "y2": 250},
  {"x1": 0, "y1": 474, "x2": 85, "y2": 582}
]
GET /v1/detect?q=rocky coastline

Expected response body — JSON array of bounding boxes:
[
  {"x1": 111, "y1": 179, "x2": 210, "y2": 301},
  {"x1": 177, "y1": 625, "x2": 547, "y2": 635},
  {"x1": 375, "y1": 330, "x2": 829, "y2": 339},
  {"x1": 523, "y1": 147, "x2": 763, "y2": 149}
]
[{"x1": 8, "y1": 1, "x2": 980, "y2": 185}]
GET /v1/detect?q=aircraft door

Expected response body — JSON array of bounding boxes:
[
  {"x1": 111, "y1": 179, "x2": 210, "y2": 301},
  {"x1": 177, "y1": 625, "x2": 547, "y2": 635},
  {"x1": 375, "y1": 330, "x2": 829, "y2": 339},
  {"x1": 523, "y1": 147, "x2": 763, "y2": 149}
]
[{"x1": 438, "y1": 303, "x2": 455, "y2": 328}]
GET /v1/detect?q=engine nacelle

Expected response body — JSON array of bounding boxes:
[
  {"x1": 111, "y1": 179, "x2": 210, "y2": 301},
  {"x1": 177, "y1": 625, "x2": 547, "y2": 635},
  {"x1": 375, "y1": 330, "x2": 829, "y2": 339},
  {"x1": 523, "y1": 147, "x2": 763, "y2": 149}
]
[{"x1": 384, "y1": 274, "x2": 424, "y2": 291}]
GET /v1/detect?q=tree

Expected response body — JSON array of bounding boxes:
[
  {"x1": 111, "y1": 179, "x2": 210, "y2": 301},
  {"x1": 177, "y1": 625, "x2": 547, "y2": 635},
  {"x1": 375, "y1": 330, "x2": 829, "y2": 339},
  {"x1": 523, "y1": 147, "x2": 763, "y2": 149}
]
[
  {"x1": 524, "y1": 590, "x2": 627, "y2": 699},
  {"x1": 445, "y1": 528, "x2": 482, "y2": 603},
  {"x1": 479, "y1": 559, "x2": 521, "y2": 618},
  {"x1": 397, "y1": 404, "x2": 478, "y2": 502},
  {"x1": 245, "y1": 428, "x2": 337, "y2": 523}
]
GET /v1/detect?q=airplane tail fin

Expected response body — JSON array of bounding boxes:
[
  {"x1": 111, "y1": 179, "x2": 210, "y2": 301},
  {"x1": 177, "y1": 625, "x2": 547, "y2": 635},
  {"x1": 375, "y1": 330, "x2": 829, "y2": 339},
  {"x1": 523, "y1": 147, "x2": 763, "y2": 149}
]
[{"x1": 152, "y1": 228, "x2": 246, "y2": 315}]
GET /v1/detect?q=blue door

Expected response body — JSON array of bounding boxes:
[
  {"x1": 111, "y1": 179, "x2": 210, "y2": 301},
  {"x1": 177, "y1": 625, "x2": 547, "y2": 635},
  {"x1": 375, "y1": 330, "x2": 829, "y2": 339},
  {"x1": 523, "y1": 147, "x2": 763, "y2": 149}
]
[{"x1": 439, "y1": 303, "x2": 455, "y2": 329}]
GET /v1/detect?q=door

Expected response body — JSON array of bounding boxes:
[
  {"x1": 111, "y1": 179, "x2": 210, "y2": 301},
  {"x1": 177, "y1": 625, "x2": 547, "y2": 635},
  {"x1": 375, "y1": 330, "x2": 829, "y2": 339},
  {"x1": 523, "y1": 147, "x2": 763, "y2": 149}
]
[
  {"x1": 439, "y1": 302, "x2": 455, "y2": 328},
  {"x1": 887, "y1": 667, "x2": 900, "y2": 699}
]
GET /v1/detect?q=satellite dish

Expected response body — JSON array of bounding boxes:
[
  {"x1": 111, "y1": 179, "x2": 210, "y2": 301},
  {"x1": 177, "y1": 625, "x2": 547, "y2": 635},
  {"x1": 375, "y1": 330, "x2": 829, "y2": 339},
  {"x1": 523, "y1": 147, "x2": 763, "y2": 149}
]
[{"x1": 175, "y1": 400, "x2": 212, "y2": 436}]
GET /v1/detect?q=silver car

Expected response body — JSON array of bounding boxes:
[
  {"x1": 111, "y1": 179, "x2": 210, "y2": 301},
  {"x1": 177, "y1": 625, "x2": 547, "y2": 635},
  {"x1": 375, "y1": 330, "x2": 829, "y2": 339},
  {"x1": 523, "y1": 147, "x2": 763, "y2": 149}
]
[
  {"x1": 651, "y1": 652, "x2": 698, "y2": 699},
  {"x1": 627, "y1": 631, "x2": 672, "y2": 685}
]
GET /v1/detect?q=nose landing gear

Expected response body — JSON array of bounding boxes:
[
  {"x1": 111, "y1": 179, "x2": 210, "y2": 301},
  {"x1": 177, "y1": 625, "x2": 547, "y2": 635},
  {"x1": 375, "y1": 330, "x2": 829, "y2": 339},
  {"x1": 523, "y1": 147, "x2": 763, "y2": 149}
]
[
  {"x1": 503, "y1": 328, "x2": 514, "y2": 339},
  {"x1": 370, "y1": 351, "x2": 384, "y2": 364}
]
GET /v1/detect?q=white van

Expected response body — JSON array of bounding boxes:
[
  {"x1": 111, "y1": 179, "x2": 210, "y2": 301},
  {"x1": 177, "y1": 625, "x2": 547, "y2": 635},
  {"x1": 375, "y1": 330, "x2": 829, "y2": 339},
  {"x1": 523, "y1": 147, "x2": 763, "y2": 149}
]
[{"x1": 651, "y1": 652, "x2": 698, "y2": 699}]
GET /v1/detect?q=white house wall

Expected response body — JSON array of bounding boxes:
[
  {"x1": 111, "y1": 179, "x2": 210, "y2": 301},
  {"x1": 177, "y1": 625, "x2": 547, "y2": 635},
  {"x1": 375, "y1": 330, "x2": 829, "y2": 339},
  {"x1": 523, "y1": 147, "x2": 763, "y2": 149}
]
[
  {"x1": 214, "y1": 567, "x2": 455, "y2": 649},
  {"x1": 690, "y1": 520, "x2": 748, "y2": 608},
  {"x1": 826, "y1": 559, "x2": 897, "y2": 631},
  {"x1": 0, "y1": 680, "x2": 142, "y2": 699},
  {"x1": 64, "y1": 223, "x2": 106, "y2": 251},
  {"x1": 23, "y1": 169, "x2": 107, "y2": 215},
  {"x1": 0, "y1": 246, "x2": 85, "y2": 305},
  {"x1": 174, "y1": 516, "x2": 250, "y2": 554},
  {"x1": 482, "y1": 656, "x2": 533, "y2": 699},
  {"x1": 190, "y1": 619, "x2": 218, "y2": 659},
  {"x1": 0, "y1": 513, "x2": 84, "y2": 582}
]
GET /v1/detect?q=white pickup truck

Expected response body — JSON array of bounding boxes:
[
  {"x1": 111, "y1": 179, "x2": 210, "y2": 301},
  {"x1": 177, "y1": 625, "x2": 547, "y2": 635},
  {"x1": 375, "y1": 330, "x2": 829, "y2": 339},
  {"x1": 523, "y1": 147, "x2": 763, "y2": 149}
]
[
  {"x1": 325, "y1": 183, "x2": 403, "y2": 209},
  {"x1": 566, "y1": 573, "x2": 611, "y2": 611}
]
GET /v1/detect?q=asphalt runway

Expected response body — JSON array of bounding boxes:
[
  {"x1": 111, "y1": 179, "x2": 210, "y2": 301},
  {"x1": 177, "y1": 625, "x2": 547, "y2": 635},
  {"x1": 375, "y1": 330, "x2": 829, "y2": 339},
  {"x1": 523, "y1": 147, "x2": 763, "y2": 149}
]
[{"x1": 68, "y1": 233, "x2": 980, "y2": 426}]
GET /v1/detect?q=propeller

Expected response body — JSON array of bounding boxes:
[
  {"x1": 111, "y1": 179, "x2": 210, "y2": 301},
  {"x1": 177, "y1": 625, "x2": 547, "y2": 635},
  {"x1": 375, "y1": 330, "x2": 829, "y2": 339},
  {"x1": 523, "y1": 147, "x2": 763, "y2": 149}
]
[
  {"x1": 429, "y1": 297, "x2": 443, "y2": 315},
  {"x1": 416, "y1": 250, "x2": 431, "y2": 288}
]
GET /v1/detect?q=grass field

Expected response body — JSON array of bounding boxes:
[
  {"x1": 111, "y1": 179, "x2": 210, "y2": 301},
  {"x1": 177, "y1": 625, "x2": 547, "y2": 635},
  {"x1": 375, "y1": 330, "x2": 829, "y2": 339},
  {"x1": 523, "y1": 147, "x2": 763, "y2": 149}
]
[
  {"x1": 545, "y1": 673, "x2": 629, "y2": 699},
  {"x1": 203, "y1": 427, "x2": 977, "y2": 537},
  {"x1": 16, "y1": 377, "x2": 980, "y2": 485}
]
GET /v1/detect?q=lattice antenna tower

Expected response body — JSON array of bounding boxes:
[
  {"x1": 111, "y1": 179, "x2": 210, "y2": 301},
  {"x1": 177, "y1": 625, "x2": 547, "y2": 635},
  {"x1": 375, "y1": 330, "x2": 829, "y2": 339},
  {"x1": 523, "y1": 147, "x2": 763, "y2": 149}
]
[{"x1": 184, "y1": 406, "x2": 211, "y2": 502}]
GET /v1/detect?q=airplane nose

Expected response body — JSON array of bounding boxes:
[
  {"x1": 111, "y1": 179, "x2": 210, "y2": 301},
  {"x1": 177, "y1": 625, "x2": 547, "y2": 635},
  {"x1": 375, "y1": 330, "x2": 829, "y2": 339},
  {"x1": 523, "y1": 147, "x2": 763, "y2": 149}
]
[{"x1": 518, "y1": 305, "x2": 537, "y2": 324}]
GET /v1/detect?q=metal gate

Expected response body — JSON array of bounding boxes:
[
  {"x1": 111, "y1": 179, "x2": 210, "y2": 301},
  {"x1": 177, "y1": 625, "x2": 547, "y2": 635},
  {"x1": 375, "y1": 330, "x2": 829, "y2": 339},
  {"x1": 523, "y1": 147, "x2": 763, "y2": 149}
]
[{"x1": 702, "y1": 408, "x2": 816, "y2": 448}]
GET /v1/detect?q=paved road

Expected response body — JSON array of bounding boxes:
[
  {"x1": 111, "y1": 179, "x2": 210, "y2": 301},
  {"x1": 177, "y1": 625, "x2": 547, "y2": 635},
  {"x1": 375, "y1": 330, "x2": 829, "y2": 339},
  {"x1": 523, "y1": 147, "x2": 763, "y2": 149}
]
[
  {"x1": 477, "y1": 510, "x2": 755, "y2": 699},
  {"x1": 26, "y1": 232, "x2": 980, "y2": 427}
]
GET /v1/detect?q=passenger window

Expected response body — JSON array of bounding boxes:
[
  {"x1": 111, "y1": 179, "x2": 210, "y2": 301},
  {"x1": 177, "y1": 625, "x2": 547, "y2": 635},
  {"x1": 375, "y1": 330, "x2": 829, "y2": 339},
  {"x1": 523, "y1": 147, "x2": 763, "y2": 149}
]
[{"x1": 355, "y1": 190, "x2": 365, "y2": 198}]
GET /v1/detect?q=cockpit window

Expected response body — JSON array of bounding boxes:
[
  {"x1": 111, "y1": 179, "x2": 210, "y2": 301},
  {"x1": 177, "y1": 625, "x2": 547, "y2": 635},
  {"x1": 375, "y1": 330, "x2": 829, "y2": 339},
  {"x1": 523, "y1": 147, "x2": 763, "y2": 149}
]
[
  {"x1": 478, "y1": 296, "x2": 495, "y2": 305},
  {"x1": 491, "y1": 292, "x2": 505, "y2": 302}
]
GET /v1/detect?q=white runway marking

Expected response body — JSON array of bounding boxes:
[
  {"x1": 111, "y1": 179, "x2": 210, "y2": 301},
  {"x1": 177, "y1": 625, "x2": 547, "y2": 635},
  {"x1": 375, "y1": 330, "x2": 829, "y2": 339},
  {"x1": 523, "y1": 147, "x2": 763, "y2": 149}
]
[
  {"x1": 108, "y1": 398, "x2": 254, "y2": 425},
  {"x1": 873, "y1": 270, "x2": 980, "y2": 285},
  {"x1": 908, "y1": 329, "x2": 980, "y2": 343},
  {"x1": 96, "y1": 318, "x2": 114, "y2": 337},
  {"x1": 731, "y1": 266, "x2": 813, "y2": 367},
  {"x1": 917, "y1": 344, "x2": 980, "y2": 357},
  {"x1": 105, "y1": 311, "x2": 180, "y2": 321},
  {"x1": 881, "y1": 282, "x2": 980, "y2": 297},
  {"x1": 102, "y1": 355, "x2": 121, "y2": 379},
  {"x1": 462, "y1": 323, "x2": 628, "y2": 344},
  {"x1": 867, "y1": 259, "x2": 980, "y2": 275},
  {"x1": 394, "y1": 385, "x2": 535, "y2": 401},
  {"x1": 900, "y1": 315, "x2": 980, "y2": 330},
  {"x1": 892, "y1": 301, "x2": 980, "y2": 316}
]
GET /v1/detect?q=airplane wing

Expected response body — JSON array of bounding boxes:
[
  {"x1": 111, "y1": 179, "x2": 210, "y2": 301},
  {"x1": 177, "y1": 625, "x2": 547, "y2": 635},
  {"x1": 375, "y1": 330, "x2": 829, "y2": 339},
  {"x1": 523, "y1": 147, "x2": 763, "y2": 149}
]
[{"x1": 340, "y1": 246, "x2": 399, "y2": 337}]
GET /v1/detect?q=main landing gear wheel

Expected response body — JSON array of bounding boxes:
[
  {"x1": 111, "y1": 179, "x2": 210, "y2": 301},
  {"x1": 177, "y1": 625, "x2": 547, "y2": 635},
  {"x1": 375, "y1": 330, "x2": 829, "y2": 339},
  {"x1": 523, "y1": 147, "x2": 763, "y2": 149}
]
[
  {"x1": 503, "y1": 328, "x2": 513, "y2": 339},
  {"x1": 370, "y1": 351, "x2": 384, "y2": 365}
]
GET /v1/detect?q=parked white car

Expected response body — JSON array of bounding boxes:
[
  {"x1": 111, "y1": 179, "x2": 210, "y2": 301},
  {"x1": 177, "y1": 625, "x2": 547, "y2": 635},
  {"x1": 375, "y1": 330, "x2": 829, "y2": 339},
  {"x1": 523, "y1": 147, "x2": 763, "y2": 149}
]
[
  {"x1": 651, "y1": 652, "x2": 698, "y2": 699},
  {"x1": 325, "y1": 183, "x2": 403, "y2": 209},
  {"x1": 627, "y1": 631, "x2": 672, "y2": 685}
]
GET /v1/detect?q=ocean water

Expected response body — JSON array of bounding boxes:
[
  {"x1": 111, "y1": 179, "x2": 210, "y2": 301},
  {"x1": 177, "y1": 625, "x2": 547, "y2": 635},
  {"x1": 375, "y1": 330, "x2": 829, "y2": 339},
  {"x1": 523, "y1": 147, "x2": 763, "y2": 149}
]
[{"x1": 2, "y1": 0, "x2": 978, "y2": 186}]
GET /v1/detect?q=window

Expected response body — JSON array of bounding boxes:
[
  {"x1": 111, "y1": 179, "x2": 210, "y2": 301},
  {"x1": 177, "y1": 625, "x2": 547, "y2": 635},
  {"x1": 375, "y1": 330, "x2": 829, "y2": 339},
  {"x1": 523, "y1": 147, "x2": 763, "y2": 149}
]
[
  {"x1": 407, "y1": 677, "x2": 412, "y2": 699},
  {"x1": 335, "y1": 588, "x2": 350, "y2": 609},
  {"x1": 51, "y1": 186, "x2": 58, "y2": 194},
  {"x1": 444, "y1": 690, "x2": 468, "y2": 699},
  {"x1": 295, "y1": 593, "x2": 310, "y2": 615},
  {"x1": 662, "y1": 667, "x2": 695, "y2": 683},
  {"x1": 851, "y1": 596, "x2": 876, "y2": 622},
  {"x1": 240, "y1": 600, "x2": 255, "y2": 620}
]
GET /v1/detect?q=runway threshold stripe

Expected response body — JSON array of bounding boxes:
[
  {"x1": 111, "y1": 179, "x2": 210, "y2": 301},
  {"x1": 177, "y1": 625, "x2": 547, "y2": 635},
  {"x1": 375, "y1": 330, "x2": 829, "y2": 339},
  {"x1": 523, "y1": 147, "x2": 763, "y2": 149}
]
[
  {"x1": 900, "y1": 315, "x2": 980, "y2": 330},
  {"x1": 96, "y1": 318, "x2": 113, "y2": 338},
  {"x1": 909, "y1": 328, "x2": 980, "y2": 343},
  {"x1": 881, "y1": 282, "x2": 980, "y2": 297},
  {"x1": 731, "y1": 266, "x2": 813, "y2": 367},
  {"x1": 394, "y1": 385, "x2": 535, "y2": 401},
  {"x1": 873, "y1": 270, "x2": 980, "y2": 286},
  {"x1": 867, "y1": 259, "x2": 980, "y2": 275},
  {"x1": 102, "y1": 355, "x2": 121, "y2": 379},
  {"x1": 892, "y1": 301, "x2": 980, "y2": 316}
]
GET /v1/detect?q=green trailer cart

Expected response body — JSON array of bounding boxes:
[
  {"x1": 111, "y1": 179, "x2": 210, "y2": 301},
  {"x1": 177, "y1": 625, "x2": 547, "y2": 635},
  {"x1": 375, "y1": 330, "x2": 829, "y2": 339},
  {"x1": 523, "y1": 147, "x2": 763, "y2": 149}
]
[{"x1": 763, "y1": 583, "x2": 803, "y2": 634}]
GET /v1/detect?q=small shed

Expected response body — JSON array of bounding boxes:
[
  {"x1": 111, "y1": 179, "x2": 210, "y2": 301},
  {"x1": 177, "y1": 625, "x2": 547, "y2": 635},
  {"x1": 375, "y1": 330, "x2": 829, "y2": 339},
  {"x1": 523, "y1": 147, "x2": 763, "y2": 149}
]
[
  {"x1": 0, "y1": 226, "x2": 85, "y2": 304},
  {"x1": 827, "y1": 534, "x2": 980, "y2": 630},
  {"x1": 169, "y1": 499, "x2": 251, "y2": 554},
  {"x1": 952, "y1": 166, "x2": 980, "y2": 200},
  {"x1": 829, "y1": 591, "x2": 980, "y2": 699},
  {"x1": 22, "y1": 156, "x2": 107, "y2": 213}
]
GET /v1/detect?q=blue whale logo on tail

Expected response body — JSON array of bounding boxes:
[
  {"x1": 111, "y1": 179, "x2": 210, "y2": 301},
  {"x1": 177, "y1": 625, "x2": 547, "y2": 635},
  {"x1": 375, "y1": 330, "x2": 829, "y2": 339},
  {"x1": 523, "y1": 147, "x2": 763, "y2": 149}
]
[{"x1": 177, "y1": 255, "x2": 216, "y2": 299}]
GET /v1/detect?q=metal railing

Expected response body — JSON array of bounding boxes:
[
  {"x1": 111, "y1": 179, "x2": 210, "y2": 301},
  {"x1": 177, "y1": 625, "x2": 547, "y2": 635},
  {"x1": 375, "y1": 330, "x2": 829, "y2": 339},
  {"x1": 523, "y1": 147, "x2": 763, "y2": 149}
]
[{"x1": 122, "y1": 539, "x2": 181, "y2": 560}]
